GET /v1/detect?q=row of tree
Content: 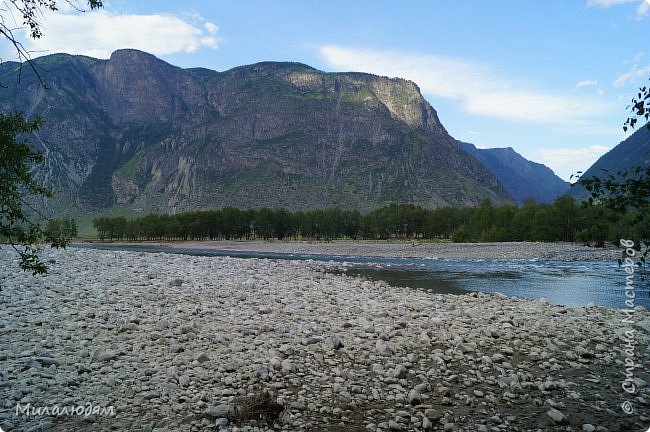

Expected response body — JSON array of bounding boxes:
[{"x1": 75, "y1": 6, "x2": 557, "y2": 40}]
[
  {"x1": 92, "y1": 196, "x2": 649, "y2": 243},
  {"x1": 44, "y1": 218, "x2": 78, "y2": 241}
]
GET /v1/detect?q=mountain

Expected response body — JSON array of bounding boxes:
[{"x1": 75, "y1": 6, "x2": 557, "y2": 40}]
[
  {"x1": 458, "y1": 141, "x2": 570, "y2": 204},
  {"x1": 569, "y1": 126, "x2": 650, "y2": 200},
  {"x1": 0, "y1": 49, "x2": 513, "y2": 214}
]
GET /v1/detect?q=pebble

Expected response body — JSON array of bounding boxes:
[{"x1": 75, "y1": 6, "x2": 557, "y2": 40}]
[
  {"x1": 330, "y1": 335, "x2": 344, "y2": 350},
  {"x1": 407, "y1": 389, "x2": 422, "y2": 405},
  {"x1": 168, "y1": 278, "x2": 183, "y2": 287},
  {"x1": 392, "y1": 364, "x2": 408, "y2": 379},
  {"x1": 178, "y1": 374, "x2": 190, "y2": 386},
  {"x1": 546, "y1": 408, "x2": 567, "y2": 424},
  {"x1": 206, "y1": 405, "x2": 233, "y2": 417},
  {"x1": 195, "y1": 352, "x2": 210, "y2": 363},
  {"x1": 95, "y1": 352, "x2": 119, "y2": 362},
  {"x1": 281, "y1": 359, "x2": 296, "y2": 372}
]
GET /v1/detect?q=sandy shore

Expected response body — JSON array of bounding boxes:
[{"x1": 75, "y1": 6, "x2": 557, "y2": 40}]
[
  {"x1": 85, "y1": 240, "x2": 622, "y2": 261},
  {"x1": 1, "y1": 247, "x2": 648, "y2": 431}
]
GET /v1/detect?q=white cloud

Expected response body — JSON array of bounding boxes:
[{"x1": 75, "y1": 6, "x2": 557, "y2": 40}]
[
  {"x1": 622, "y1": 52, "x2": 645, "y2": 65},
  {"x1": 319, "y1": 46, "x2": 488, "y2": 100},
  {"x1": 587, "y1": 0, "x2": 637, "y2": 6},
  {"x1": 576, "y1": 80, "x2": 598, "y2": 88},
  {"x1": 586, "y1": 0, "x2": 650, "y2": 17},
  {"x1": 464, "y1": 91, "x2": 607, "y2": 124},
  {"x1": 6, "y1": 6, "x2": 219, "y2": 59},
  {"x1": 535, "y1": 145, "x2": 611, "y2": 181},
  {"x1": 576, "y1": 80, "x2": 605, "y2": 96},
  {"x1": 204, "y1": 22, "x2": 219, "y2": 34},
  {"x1": 319, "y1": 45, "x2": 614, "y2": 125},
  {"x1": 613, "y1": 64, "x2": 650, "y2": 87}
]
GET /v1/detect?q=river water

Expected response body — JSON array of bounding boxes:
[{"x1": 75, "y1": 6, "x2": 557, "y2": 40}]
[{"x1": 74, "y1": 244, "x2": 649, "y2": 309}]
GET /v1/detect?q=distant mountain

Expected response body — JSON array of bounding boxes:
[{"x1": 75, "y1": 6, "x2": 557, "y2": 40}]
[
  {"x1": 458, "y1": 141, "x2": 570, "y2": 204},
  {"x1": 0, "y1": 49, "x2": 513, "y2": 214},
  {"x1": 570, "y1": 126, "x2": 650, "y2": 200}
]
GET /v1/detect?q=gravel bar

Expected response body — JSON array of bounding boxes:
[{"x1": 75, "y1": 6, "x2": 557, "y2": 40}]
[
  {"x1": 1, "y1": 247, "x2": 648, "y2": 431},
  {"x1": 90, "y1": 240, "x2": 623, "y2": 261}
]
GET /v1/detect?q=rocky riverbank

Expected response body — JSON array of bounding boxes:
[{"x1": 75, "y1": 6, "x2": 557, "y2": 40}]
[
  {"x1": 92, "y1": 240, "x2": 622, "y2": 262},
  {"x1": 1, "y1": 247, "x2": 648, "y2": 431}
]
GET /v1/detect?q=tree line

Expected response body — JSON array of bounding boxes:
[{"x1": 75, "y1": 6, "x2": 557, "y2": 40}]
[
  {"x1": 92, "y1": 196, "x2": 648, "y2": 243},
  {"x1": 44, "y1": 218, "x2": 78, "y2": 241}
]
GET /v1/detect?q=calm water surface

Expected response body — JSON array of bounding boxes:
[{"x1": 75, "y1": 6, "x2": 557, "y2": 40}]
[{"x1": 74, "y1": 244, "x2": 649, "y2": 309}]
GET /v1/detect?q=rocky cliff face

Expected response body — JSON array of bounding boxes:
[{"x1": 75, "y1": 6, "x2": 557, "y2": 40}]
[{"x1": 0, "y1": 50, "x2": 512, "y2": 214}]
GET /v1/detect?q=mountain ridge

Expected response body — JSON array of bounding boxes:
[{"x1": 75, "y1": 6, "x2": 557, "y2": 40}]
[
  {"x1": 569, "y1": 126, "x2": 650, "y2": 200},
  {"x1": 1, "y1": 49, "x2": 515, "y2": 214},
  {"x1": 458, "y1": 141, "x2": 570, "y2": 204}
]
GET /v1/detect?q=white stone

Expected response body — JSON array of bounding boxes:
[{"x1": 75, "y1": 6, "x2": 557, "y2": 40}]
[{"x1": 546, "y1": 408, "x2": 566, "y2": 424}]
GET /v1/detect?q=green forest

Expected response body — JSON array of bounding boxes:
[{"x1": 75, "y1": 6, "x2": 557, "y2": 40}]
[{"x1": 88, "y1": 196, "x2": 649, "y2": 243}]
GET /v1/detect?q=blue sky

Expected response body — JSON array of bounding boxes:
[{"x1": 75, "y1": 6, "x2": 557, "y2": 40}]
[{"x1": 3, "y1": 0, "x2": 649, "y2": 180}]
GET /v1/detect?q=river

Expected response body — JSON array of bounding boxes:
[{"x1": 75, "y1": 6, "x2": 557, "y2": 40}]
[{"x1": 73, "y1": 243, "x2": 649, "y2": 309}]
